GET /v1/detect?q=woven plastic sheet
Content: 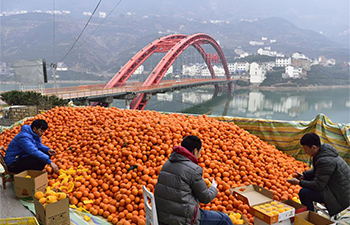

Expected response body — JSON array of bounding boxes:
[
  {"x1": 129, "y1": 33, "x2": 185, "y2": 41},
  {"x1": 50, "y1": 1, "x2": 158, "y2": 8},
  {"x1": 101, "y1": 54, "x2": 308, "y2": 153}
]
[{"x1": 216, "y1": 114, "x2": 350, "y2": 164}]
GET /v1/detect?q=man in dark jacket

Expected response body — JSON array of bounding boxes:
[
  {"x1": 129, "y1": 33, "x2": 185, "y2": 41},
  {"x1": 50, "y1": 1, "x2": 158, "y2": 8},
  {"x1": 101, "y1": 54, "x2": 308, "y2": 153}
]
[
  {"x1": 5, "y1": 119, "x2": 59, "y2": 174},
  {"x1": 287, "y1": 133, "x2": 350, "y2": 217},
  {"x1": 154, "y1": 135, "x2": 233, "y2": 225}
]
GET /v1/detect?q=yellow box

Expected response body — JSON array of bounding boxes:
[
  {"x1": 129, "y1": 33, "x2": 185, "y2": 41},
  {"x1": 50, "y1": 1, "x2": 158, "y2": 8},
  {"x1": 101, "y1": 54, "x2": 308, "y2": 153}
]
[{"x1": 0, "y1": 217, "x2": 39, "y2": 225}]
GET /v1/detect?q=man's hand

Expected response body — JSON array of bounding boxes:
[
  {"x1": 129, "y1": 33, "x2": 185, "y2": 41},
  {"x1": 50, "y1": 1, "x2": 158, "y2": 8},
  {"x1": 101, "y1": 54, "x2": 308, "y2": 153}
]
[
  {"x1": 210, "y1": 179, "x2": 217, "y2": 189},
  {"x1": 287, "y1": 178, "x2": 300, "y2": 185},
  {"x1": 293, "y1": 171, "x2": 304, "y2": 180},
  {"x1": 48, "y1": 149, "x2": 56, "y2": 156},
  {"x1": 50, "y1": 162, "x2": 59, "y2": 174}
]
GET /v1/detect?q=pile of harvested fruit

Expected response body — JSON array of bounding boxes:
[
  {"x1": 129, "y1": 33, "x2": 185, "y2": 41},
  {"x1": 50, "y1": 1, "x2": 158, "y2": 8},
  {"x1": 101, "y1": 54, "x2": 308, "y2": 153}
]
[{"x1": 0, "y1": 106, "x2": 309, "y2": 224}]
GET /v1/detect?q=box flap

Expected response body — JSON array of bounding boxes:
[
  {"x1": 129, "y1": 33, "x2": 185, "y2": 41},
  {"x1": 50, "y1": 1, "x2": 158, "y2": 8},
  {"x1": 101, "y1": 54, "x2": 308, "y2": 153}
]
[
  {"x1": 15, "y1": 170, "x2": 29, "y2": 178},
  {"x1": 309, "y1": 211, "x2": 334, "y2": 225},
  {"x1": 295, "y1": 211, "x2": 335, "y2": 225},
  {"x1": 231, "y1": 184, "x2": 273, "y2": 206},
  {"x1": 28, "y1": 170, "x2": 46, "y2": 178}
]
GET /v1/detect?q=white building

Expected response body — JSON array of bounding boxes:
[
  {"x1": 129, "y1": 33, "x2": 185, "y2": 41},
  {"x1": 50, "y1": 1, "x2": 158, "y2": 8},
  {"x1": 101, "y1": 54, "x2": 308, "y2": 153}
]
[
  {"x1": 213, "y1": 65, "x2": 225, "y2": 77},
  {"x1": 249, "y1": 41, "x2": 264, "y2": 46},
  {"x1": 285, "y1": 66, "x2": 302, "y2": 78},
  {"x1": 326, "y1": 59, "x2": 336, "y2": 66},
  {"x1": 227, "y1": 63, "x2": 235, "y2": 74},
  {"x1": 201, "y1": 67, "x2": 211, "y2": 77},
  {"x1": 257, "y1": 48, "x2": 277, "y2": 57},
  {"x1": 236, "y1": 62, "x2": 250, "y2": 73},
  {"x1": 249, "y1": 62, "x2": 266, "y2": 84},
  {"x1": 165, "y1": 65, "x2": 173, "y2": 75},
  {"x1": 292, "y1": 52, "x2": 308, "y2": 60},
  {"x1": 182, "y1": 65, "x2": 201, "y2": 76},
  {"x1": 56, "y1": 62, "x2": 68, "y2": 71},
  {"x1": 275, "y1": 57, "x2": 291, "y2": 67},
  {"x1": 227, "y1": 62, "x2": 250, "y2": 74},
  {"x1": 133, "y1": 65, "x2": 144, "y2": 75},
  {"x1": 265, "y1": 61, "x2": 276, "y2": 71}
]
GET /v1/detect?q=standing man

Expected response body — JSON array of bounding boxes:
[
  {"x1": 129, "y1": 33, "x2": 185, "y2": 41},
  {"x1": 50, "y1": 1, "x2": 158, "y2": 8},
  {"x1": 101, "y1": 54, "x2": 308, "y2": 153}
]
[
  {"x1": 5, "y1": 119, "x2": 59, "y2": 174},
  {"x1": 154, "y1": 135, "x2": 233, "y2": 225},
  {"x1": 287, "y1": 133, "x2": 350, "y2": 217}
]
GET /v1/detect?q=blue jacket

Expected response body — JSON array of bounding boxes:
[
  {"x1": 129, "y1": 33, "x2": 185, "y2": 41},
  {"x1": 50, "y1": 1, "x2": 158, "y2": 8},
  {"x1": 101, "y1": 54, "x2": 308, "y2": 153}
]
[{"x1": 4, "y1": 125, "x2": 51, "y2": 166}]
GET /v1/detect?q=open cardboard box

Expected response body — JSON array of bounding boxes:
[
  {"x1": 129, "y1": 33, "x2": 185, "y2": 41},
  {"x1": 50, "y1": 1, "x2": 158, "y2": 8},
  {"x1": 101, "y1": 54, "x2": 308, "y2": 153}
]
[
  {"x1": 282, "y1": 200, "x2": 306, "y2": 214},
  {"x1": 294, "y1": 211, "x2": 335, "y2": 225},
  {"x1": 34, "y1": 194, "x2": 70, "y2": 225},
  {"x1": 14, "y1": 170, "x2": 48, "y2": 199},
  {"x1": 231, "y1": 184, "x2": 295, "y2": 224},
  {"x1": 282, "y1": 199, "x2": 307, "y2": 222}
]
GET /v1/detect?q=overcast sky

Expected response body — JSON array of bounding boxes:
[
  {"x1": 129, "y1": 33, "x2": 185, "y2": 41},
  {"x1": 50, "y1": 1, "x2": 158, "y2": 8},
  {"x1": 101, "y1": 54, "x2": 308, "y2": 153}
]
[{"x1": 1, "y1": 0, "x2": 349, "y2": 41}]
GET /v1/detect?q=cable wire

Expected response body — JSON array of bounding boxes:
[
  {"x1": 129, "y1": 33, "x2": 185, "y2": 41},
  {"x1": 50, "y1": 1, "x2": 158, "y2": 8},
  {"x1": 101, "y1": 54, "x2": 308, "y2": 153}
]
[
  {"x1": 52, "y1": 0, "x2": 56, "y2": 63},
  {"x1": 59, "y1": 0, "x2": 103, "y2": 62},
  {"x1": 63, "y1": 0, "x2": 124, "y2": 59}
]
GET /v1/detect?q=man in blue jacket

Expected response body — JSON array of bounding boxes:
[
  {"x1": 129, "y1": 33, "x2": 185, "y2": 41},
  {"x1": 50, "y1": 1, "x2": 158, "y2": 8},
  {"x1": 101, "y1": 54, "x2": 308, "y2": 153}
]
[{"x1": 5, "y1": 119, "x2": 59, "y2": 174}]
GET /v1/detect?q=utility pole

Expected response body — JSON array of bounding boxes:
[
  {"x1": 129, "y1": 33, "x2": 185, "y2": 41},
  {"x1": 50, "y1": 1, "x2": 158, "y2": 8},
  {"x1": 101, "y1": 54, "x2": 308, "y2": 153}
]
[{"x1": 51, "y1": 63, "x2": 58, "y2": 95}]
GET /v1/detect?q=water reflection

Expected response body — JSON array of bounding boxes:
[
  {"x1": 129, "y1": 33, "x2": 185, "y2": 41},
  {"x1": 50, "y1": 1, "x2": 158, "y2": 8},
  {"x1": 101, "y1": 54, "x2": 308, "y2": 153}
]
[{"x1": 112, "y1": 87, "x2": 350, "y2": 123}]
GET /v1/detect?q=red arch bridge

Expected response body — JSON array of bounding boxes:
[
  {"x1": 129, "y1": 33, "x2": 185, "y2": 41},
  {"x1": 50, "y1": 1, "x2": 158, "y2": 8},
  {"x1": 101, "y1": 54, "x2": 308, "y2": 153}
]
[{"x1": 46, "y1": 33, "x2": 235, "y2": 110}]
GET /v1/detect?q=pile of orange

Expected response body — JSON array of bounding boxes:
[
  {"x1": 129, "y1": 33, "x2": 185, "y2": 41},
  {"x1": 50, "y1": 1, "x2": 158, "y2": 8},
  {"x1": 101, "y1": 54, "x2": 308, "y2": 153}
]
[{"x1": 0, "y1": 106, "x2": 309, "y2": 224}]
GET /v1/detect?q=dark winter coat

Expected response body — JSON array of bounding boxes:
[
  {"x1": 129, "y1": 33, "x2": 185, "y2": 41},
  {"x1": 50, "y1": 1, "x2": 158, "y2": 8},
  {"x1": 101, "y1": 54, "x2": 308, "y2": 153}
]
[
  {"x1": 4, "y1": 125, "x2": 51, "y2": 166},
  {"x1": 154, "y1": 146, "x2": 217, "y2": 225},
  {"x1": 300, "y1": 144, "x2": 350, "y2": 216}
]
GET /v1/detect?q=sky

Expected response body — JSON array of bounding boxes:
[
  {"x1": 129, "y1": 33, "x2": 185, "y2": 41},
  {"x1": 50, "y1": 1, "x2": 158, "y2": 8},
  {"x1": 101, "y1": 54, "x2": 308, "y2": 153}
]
[{"x1": 1, "y1": 0, "x2": 349, "y2": 44}]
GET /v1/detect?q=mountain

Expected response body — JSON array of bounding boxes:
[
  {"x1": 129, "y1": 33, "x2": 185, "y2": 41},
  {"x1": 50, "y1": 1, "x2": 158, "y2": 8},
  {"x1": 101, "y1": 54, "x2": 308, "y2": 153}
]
[{"x1": 0, "y1": 12, "x2": 348, "y2": 77}]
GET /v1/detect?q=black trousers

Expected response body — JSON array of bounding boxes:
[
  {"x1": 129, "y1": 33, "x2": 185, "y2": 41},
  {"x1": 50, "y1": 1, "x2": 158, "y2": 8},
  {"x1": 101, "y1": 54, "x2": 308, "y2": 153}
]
[{"x1": 7, "y1": 155, "x2": 49, "y2": 174}]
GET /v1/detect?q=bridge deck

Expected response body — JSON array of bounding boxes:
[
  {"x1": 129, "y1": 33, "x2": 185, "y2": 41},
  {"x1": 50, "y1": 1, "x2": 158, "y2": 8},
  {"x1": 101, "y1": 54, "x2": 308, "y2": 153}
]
[{"x1": 42, "y1": 78, "x2": 233, "y2": 101}]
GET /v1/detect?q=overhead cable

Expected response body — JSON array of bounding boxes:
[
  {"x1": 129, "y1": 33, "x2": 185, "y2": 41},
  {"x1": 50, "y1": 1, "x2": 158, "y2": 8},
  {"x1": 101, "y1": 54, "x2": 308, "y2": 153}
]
[
  {"x1": 65, "y1": 0, "x2": 124, "y2": 58},
  {"x1": 59, "y1": 0, "x2": 103, "y2": 62}
]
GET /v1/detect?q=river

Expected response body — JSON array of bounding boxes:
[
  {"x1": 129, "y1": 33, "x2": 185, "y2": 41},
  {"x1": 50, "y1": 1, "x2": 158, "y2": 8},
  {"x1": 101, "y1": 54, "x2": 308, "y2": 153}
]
[
  {"x1": 112, "y1": 86, "x2": 350, "y2": 124},
  {"x1": 1, "y1": 82, "x2": 349, "y2": 124}
]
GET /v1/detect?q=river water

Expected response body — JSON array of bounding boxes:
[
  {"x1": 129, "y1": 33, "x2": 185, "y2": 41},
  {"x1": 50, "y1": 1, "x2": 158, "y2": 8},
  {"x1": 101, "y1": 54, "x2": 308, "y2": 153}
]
[
  {"x1": 112, "y1": 86, "x2": 350, "y2": 124},
  {"x1": 1, "y1": 82, "x2": 349, "y2": 124}
]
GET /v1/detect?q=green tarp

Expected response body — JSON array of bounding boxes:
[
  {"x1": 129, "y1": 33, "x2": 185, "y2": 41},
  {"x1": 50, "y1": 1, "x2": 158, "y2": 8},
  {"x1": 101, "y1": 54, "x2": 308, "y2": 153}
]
[{"x1": 216, "y1": 113, "x2": 350, "y2": 164}]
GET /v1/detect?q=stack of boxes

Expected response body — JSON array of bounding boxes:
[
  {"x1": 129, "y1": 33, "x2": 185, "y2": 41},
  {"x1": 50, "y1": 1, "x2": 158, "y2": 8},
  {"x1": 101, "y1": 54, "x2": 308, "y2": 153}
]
[{"x1": 14, "y1": 170, "x2": 70, "y2": 225}]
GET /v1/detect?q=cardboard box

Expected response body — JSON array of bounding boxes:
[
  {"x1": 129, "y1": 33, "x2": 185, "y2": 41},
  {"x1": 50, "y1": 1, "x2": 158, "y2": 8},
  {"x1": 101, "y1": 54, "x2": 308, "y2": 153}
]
[
  {"x1": 282, "y1": 199, "x2": 307, "y2": 222},
  {"x1": 231, "y1": 185, "x2": 295, "y2": 224},
  {"x1": 282, "y1": 200, "x2": 307, "y2": 214},
  {"x1": 254, "y1": 217, "x2": 291, "y2": 225},
  {"x1": 294, "y1": 211, "x2": 335, "y2": 225},
  {"x1": 14, "y1": 170, "x2": 48, "y2": 199},
  {"x1": 34, "y1": 196, "x2": 70, "y2": 225}
]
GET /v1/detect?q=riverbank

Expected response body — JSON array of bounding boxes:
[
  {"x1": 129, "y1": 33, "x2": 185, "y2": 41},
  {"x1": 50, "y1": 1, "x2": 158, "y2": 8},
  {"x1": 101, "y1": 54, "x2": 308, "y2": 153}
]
[{"x1": 235, "y1": 84, "x2": 350, "y2": 91}]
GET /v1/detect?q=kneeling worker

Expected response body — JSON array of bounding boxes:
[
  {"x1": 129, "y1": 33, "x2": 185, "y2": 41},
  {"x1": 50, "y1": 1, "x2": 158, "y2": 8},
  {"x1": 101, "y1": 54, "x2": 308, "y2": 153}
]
[
  {"x1": 5, "y1": 119, "x2": 59, "y2": 174},
  {"x1": 287, "y1": 133, "x2": 350, "y2": 217},
  {"x1": 154, "y1": 135, "x2": 233, "y2": 225}
]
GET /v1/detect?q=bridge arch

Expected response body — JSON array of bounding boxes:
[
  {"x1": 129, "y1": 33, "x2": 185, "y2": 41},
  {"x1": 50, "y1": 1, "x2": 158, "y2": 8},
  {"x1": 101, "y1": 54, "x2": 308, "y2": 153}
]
[
  {"x1": 105, "y1": 33, "x2": 231, "y2": 110},
  {"x1": 104, "y1": 34, "x2": 187, "y2": 88}
]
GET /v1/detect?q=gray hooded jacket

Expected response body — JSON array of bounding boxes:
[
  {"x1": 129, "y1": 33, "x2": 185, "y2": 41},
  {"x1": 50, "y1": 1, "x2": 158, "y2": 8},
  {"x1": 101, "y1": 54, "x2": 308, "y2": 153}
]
[
  {"x1": 300, "y1": 144, "x2": 350, "y2": 216},
  {"x1": 154, "y1": 146, "x2": 217, "y2": 225}
]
